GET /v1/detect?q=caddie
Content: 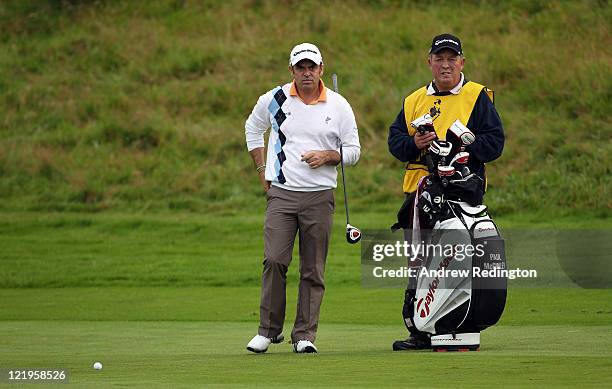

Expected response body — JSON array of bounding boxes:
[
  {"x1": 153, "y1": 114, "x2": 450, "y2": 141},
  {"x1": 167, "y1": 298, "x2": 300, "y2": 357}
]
[{"x1": 387, "y1": 33, "x2": 505, "y2": 350}]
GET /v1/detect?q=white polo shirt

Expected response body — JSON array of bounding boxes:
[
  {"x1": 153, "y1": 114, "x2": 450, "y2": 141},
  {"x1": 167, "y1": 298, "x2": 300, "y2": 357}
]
[{"x1": 245, "y1": 81, "x2": 360, "y2": 191}]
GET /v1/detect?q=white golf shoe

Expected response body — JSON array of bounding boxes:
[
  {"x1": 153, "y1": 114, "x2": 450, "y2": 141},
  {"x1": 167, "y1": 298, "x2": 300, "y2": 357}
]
[
  {"x1": 246, "y1": 333, "x2": 284, "y2": 353},
  {"x1": 292, "y1": 340, "x2": 318, "y2": 353}
]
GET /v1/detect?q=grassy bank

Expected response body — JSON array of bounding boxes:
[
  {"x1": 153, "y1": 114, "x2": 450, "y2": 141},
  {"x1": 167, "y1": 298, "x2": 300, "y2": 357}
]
[
  {"x1": 1, "y1": 211, "x2": 609, "y2": 288},
  {"x1": 0, "y1": 0, "x2": 610, "y2": 215}
]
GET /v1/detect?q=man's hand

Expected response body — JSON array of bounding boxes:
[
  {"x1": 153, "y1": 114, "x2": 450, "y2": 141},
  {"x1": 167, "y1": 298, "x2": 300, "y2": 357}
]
[
  {"x1": 414, "y1": 131, "x2": 437, "y2": 149},
  {"x1": 258, "y1": 171, "x2": 271, "y2": 193},
  {"x1": 301, "y1": 150, "x2": 341, "y2": 169},
  {"x1": 248, "y1": 147, "x2": 269, "y2": 194}
]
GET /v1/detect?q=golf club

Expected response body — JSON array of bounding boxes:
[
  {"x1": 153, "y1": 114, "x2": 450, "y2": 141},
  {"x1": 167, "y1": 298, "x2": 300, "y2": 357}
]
[
  {"x1": 410, "y1": 113, "x2": 437, "y2": 138},
  {"x1": 426, "y1": 139, "x2": 453, "y2": 172},
  {"x1": 447, "y1": 119, "x2": 475, "y2": 154},
  {"x1": 449, "y1": 151, "x2": 471, "y2": 177},
  {"x1": 449, "y1": 151, "x2": 470, "y2": 166},
  {"x1": 437, "y1": 165, "x2": 456, "y2": 177},
  {"x1": 332, "y1": 73, "x2": 361, "y2": 244}
]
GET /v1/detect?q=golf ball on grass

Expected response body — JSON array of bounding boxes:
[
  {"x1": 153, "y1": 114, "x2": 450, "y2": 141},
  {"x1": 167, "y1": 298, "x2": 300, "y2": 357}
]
[{"x1": 93, "y1": 362, "x2": 103, "y2": 370}]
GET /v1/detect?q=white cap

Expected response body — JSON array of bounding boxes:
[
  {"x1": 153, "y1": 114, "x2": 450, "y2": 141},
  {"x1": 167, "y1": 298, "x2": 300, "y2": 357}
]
[{"x1": 289, "y1": 43, "x2": 323, "y2": 66}]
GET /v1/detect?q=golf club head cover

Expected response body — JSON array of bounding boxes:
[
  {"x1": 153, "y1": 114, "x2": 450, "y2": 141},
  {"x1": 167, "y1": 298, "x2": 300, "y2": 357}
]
[
  {"x1": 417, "y1": 191, "x2": 436, "y2": 226},
  {"x1": 449, "y1": 151, "x2": 470, "y2": 168},
  {"x1": 437, "y1": 165, "x2": 455, "y2": 177},
  {"x1": 416, "y1": 176, "x2": 445, "y2": 227},
  {"x1": 410, "y1": 113, "x2": 437, "y2": 137},
  {"x1": 346, "y1": 224, "x2": 361, "y2": 244},
  {"x1": 427, "y1": 140, "x2": 453, "y2": 172},
  {"x1": 446, "y1": 120, "x2": 475, "y2": 155},
  {"x1": 449, "y1": 152, "x2": 471, "y2": 178}
]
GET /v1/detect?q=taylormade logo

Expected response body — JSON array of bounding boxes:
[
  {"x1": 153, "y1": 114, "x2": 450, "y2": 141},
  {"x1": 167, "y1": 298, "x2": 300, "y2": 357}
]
[
  {"x1": 417, "y1": 252, "x2": 455, "y2": 318},
  {"x1": 435, "y1": 39, "x2": 458, "y2": 46},
  {"x1": 293, "y1": 49, "x2": 318, "y2": 56}
]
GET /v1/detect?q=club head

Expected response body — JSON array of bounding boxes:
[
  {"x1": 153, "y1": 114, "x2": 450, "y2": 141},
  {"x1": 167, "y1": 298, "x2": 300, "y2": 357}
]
[
  {"x1": 437, "y1": 165, "x2": 456, "y2": 177},
  {"x1": 447, "y1": 120, "x2": 475, "y2": 155},
  {"x1": 429, "y1": 140, "x2": 453, "y2": 157},
  {"x1": 410, "y1": 113, "x2": 433, "y2": 130},
  {"x1": 448, "y1": 119, "x2": 475, "y2": 146},
  {"x1": 346, "y1": 224, "x2": 361, "y2": 244},
  {"x1": 449, "y1": 151, "x2": 470, "y2": 167}
]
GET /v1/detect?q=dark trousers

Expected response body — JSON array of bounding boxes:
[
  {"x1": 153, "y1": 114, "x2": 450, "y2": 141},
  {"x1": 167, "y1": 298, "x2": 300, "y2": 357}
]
[{"x1": 400, "y1": 191, "x2": 428, "y2": 336}]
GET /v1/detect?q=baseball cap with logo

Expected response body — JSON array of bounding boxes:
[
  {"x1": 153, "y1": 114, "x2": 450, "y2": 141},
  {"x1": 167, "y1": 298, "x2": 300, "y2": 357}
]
[
  {"x1": 289, "y1": 43, "x2": 323, "y2": 66},
  {"x1": 429, "y1": 33, "x2": 462, "y2": 55}
]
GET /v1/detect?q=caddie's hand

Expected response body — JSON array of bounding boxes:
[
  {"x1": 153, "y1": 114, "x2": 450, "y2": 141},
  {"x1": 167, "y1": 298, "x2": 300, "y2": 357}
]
[
  {"x1": 301, "y1": 151, "x2": 335, "y2": 169},
  {"x1": 414, "y1": 131, "x2": 437, "y2": 149}
]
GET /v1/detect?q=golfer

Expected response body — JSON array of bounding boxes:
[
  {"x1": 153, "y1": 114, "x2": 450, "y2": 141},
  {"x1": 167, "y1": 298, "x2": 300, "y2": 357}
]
[
  {"x1": 245, "y1": 43, "x2": 360, "y2": 353},
  {"x1": 388, "y1": 33, "x2": 504, "y2": 350}
]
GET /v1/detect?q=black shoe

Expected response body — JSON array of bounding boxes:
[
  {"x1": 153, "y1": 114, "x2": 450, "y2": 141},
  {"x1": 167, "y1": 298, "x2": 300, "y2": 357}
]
[{"x1": 392, "y1": 333, "x2": 431, "y2": 351}]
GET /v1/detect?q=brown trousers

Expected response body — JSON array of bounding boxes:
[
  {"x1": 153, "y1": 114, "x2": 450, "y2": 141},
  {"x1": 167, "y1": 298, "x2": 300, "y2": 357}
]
[{"x1": 258, "y1": 185, "x2": 334, "y2": 343}]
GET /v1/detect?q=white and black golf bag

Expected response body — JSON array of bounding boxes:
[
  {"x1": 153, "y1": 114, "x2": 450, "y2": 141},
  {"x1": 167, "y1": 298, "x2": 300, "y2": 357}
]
[
  {"x1": 407, "y1": 198, "x2": 507, "y2": 351},
  {"x1": 398, "y1": 120, "x2": 507, "y2": 351}
]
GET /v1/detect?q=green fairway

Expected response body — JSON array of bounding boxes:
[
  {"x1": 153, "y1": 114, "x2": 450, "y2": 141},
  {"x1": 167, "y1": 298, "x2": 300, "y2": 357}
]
[
  {"x1": 1, "y1": 286, "x2": 611, "y2": 387},
  {"x1": 3, "y1": 320, "x2": 611, "y2": 388},
  {"x1": 1, "y1": 213, "x2": 611, "y2": 387}
]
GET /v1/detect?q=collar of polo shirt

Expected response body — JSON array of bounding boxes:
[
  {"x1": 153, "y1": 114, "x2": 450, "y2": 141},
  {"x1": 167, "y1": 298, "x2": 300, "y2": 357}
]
[{"x1": 290, "y1": 80, "x2": 328, "y2": 105}]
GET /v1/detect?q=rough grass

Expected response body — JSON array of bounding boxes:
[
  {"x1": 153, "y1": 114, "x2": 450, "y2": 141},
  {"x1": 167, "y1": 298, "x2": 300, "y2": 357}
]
[
  {"x1": 1, "y1": 211, "x2": 610, "y2": 288},
  {"x1": 0, "y1": 0, "x2": 610, "y2": 215}
]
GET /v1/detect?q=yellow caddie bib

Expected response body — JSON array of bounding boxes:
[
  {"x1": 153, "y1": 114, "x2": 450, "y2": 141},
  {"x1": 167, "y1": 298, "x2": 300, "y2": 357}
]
[{"x1": 402, "y1": 81, "x2": 493, "y2": 193}]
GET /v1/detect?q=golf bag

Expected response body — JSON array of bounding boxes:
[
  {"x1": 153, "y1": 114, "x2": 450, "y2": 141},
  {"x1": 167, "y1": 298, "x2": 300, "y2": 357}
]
[
  {"x1": 400, "y1": 119, "x2": 507, "y2": 351},
  {"x1": 408, "y1": 198, "x2": 507, "y2": 351}
]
